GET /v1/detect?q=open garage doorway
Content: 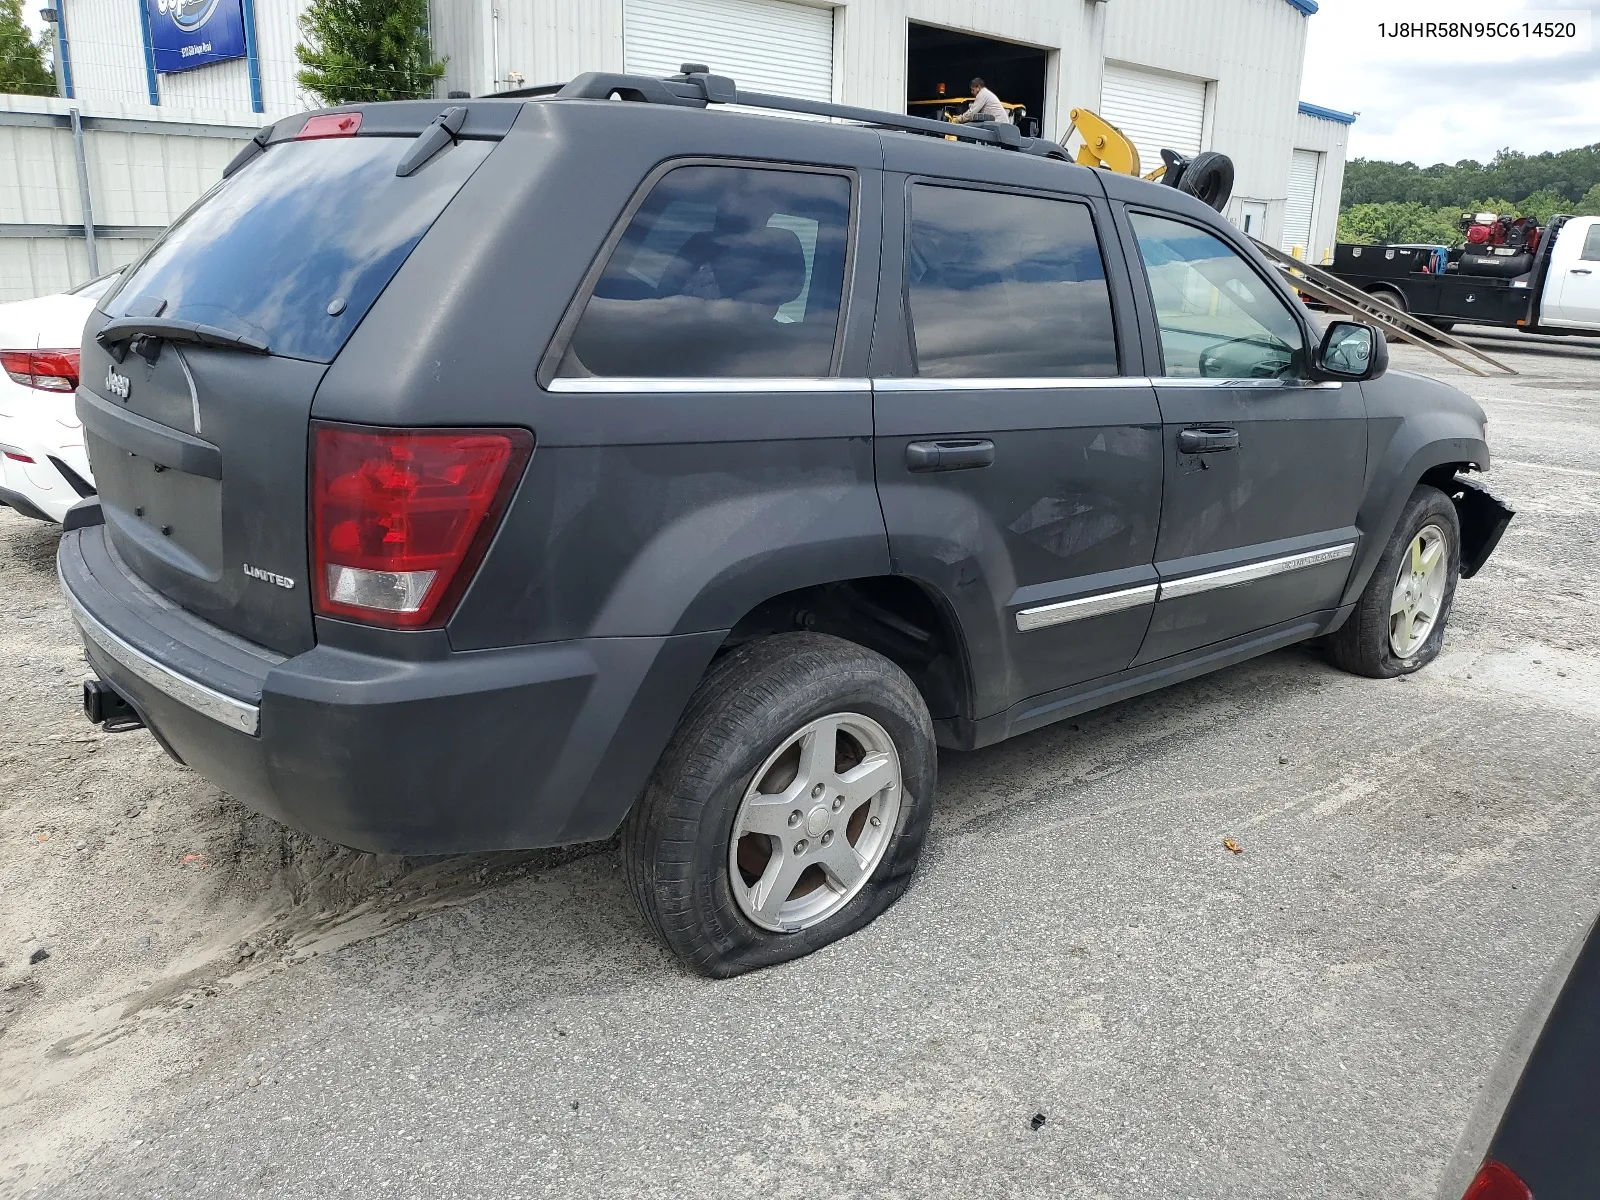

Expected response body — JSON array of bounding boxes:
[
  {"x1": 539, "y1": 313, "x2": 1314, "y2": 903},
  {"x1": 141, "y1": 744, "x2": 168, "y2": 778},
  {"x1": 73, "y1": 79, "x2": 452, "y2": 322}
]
[{"x1": 906, "y1": 23, "x2": 1048, "y2": 139}]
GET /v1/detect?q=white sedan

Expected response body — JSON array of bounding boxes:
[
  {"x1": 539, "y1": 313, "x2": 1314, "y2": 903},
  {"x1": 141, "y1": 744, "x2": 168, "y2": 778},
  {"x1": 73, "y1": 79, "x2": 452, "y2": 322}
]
[{"x1": 0, "y1": 271, "x2": 119, "y2": 524}]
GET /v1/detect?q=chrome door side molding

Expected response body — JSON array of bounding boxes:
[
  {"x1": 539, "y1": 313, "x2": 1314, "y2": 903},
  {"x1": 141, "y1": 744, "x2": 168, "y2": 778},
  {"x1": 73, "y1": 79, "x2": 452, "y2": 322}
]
[
  {"x1": 1015, "y1": 583, "x2": 1159, "y2": 632},
  {"x1": 1158, "y1": 542, "x2": 1356, "y2": 600},
  {"x1": 1015, "y1": 543, "x2": 1356, "y2": 633}
]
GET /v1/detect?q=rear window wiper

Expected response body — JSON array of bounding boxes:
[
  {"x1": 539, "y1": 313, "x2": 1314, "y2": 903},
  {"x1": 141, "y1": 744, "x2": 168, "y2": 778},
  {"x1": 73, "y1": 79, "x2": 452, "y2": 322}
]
[{"x1": 97, "y1": 316, "x2": 270, "y2": 361}]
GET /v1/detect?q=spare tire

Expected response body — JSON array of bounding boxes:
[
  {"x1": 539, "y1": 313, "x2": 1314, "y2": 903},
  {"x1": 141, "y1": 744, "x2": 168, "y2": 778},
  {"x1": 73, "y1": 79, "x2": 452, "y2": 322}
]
[
  {"x1": 1458, "y1": 252, "x2": 1534, "y2": 278},
  {"x1": 1174, "y1": 151, "x2": 1235, "y2": 212}
]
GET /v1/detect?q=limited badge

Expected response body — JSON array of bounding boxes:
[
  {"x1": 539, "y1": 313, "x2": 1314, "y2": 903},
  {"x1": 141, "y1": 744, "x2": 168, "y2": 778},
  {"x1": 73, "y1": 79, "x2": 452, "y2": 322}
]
[{"x1": 242, "y1": 563, "x2": 295, "y2": 590}]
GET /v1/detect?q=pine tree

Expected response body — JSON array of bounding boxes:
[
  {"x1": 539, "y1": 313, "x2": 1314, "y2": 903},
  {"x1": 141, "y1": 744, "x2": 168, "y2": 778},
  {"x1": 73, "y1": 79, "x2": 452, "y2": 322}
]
[
  {"x1": 295, "y1": 0, "x2": 446, "y2": 106},
  {"x1": 0, "y1": 0, "x2": 56, "y2": 96}
]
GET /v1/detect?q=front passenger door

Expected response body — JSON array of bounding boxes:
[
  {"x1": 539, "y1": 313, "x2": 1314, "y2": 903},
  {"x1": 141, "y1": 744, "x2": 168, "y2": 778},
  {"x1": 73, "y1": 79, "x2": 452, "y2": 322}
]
[{"x1": 1124, "y1": 211, "x2": 1368, "y2": 664}]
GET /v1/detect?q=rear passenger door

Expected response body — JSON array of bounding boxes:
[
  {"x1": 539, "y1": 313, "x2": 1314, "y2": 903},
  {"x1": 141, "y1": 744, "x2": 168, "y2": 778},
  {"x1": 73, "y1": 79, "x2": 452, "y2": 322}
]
[{"x1": 872, "y1": 174, "x2": 1164, "y2": 721}]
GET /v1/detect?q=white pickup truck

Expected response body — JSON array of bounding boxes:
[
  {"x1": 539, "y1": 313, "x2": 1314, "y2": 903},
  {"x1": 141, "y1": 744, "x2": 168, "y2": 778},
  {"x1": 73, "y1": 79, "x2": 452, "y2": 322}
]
[{"x1": 1327, "y1": 214, "x2": 1600, "y2": 336}]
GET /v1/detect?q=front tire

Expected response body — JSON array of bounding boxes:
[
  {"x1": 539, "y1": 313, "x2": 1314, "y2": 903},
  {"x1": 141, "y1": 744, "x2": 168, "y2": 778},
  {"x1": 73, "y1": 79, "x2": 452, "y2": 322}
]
[
  {"x1": 623, "y1": 633, "x2": 936, "y2": 977},
  {"x1": 1326, "y1": 484, "x2": 1461, "y2": 678}
]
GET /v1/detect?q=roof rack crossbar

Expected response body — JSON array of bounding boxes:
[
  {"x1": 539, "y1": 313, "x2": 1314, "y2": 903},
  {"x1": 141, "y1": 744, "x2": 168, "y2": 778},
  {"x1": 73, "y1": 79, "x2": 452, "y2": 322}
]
[
  {"x1": 555, "y1": 72, "x2": 707, "y2": 107},
  {"x1": 498, "y1": 69, "x2": 1064, "y2": 158}
]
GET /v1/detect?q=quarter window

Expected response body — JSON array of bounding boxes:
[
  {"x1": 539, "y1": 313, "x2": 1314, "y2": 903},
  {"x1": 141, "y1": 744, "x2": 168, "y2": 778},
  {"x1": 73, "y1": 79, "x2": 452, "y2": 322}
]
[
  {"x1": 558, "y1": 165, "x2": 852, "y2": 378},
  {"x1": 905, "y1": 185, "x2": 1118, "y2": 378},
  {"x1": 1129, "y1": 213, "x2": 1308, "y2": 380}
]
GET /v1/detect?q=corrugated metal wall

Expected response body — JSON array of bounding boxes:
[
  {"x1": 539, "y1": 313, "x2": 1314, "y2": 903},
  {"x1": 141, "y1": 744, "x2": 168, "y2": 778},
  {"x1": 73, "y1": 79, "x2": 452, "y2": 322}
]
[
  {"x1": 1106, "y1": 0, "x2": 1309, "y2": 246},
  {"x1": 434, "y1": 0, "x2": 626, "y2": 97},
  {"x1": 1295, "y1": 110, "x2": 1350, "y2": 265},
  {"x1": 10, "y1": 0, "x2": 1349, "y2": 299},
  {"x1": 0, "y1": 97, "x2": 251, "y2": 301}
]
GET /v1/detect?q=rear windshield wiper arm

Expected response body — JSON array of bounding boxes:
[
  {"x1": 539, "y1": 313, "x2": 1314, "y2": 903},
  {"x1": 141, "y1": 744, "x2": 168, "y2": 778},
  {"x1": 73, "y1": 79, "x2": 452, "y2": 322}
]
[{"x1": 97, "y1": 316, "x2": 270, "y2": 360}]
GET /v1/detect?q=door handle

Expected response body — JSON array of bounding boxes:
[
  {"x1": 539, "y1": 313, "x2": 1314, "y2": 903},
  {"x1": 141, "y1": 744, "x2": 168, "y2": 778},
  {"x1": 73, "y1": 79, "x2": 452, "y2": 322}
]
[
  {"x1": 905, "y1": 439, "x2": 996, "y2": 472},
  {"x1": 1572, "y1": 268, "x2": 1594, "y2": 275},
  {"x1": 1178, "y1": 427, "x2": 1240, "y2": 454}
]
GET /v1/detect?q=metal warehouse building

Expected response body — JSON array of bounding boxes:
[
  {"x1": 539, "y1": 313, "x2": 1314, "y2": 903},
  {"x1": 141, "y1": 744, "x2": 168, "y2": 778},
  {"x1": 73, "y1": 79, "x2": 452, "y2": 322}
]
[{"x1": 2, "y1": 0, "x2": 1354, "y2": 300}]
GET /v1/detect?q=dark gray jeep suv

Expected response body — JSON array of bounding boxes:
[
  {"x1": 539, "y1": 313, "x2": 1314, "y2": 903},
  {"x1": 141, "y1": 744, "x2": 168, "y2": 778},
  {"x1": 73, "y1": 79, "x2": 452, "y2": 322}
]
[{"x1": 59, "y1": 70, "x2": 1512, "y2": 976}]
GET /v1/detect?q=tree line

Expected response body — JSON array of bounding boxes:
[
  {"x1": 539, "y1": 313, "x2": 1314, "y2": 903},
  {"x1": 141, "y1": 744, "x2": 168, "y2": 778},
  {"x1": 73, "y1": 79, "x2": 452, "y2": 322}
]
[{"x1": 1339, "y1": 145, "x2": 1600, "y2": 246}]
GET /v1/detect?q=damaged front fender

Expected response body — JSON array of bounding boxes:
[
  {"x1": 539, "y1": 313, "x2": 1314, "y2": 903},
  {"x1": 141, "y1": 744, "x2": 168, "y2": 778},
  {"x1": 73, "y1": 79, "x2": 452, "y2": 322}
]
[{"x1": 1448, "y1": 476, "x2": 1515, "y2": 579}]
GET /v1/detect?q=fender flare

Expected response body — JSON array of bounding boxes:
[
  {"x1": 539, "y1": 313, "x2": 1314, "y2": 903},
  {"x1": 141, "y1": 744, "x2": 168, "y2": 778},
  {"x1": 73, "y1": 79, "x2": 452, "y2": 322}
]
[{"x1": 1341, "y1": 434, "x2": 1492, "y2": 607}]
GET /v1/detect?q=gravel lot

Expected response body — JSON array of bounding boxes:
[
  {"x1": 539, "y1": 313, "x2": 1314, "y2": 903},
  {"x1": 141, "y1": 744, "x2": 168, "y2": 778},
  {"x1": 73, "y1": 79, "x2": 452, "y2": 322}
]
[{"x1": 3, "y1": 331, "x2": 1598, "y2": 1199}]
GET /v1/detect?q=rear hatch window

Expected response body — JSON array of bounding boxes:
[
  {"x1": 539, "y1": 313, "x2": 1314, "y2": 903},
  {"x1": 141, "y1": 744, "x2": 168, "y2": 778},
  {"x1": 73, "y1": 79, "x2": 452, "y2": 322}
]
[
  {"x1": 83, "y1": 130, "x2": 494, "y2": 656},
  {"x1": 101, "y1": 134, "x2": 493, "y2": 363}
]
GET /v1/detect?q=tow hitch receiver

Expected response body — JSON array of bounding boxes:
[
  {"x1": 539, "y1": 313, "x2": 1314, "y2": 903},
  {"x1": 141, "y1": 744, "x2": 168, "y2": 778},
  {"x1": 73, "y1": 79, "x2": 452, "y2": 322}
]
[{"x1": 83, "y1": 679, "x2": 144, "y2": 732}]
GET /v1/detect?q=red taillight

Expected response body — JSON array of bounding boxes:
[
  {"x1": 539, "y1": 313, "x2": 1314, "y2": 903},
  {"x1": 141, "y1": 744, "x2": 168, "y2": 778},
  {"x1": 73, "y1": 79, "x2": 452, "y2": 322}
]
[
  {"x1": 310, "y1": 423, "x2": 532, "y2": 629},
  {"x1": 3, "y1": 450, "x2": 35, "y2": 463},
  {"x1": 1462, "y1": 1160, "x2": 1533, "y2": 1200},
  {"x1": 2, "y1": 348, "x2": 79, "y2": 392},
  {"x1": 297, "y1": 112, "x2": 362, "y2": 140}
]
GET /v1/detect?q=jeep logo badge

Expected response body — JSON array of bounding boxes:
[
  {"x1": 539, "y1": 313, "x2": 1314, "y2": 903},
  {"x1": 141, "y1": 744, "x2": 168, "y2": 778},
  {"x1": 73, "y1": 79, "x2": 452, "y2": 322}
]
[
  {"x1": 242, "y1": 563, "x2": 296, "y2": 590},
  {"x1": 105, "y1": 365, "x2": 130, "y2": 400}
]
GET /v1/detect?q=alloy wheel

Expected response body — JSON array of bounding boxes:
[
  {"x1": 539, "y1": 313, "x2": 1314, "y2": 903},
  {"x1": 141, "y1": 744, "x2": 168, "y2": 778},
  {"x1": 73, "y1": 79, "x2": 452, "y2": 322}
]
[
  {"x1": 728, "y1": 712, "x2": 902, "y2": 933},
  {"x1": 1390, "y1": 523, "x2": 1449, "y2": 659}
]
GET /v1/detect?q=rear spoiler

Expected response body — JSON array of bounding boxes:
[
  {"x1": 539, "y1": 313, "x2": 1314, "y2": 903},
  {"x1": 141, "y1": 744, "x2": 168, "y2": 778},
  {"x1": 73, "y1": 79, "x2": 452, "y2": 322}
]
[{"x1": 224, "y1": 101, "x2": 522, "y2": 179}]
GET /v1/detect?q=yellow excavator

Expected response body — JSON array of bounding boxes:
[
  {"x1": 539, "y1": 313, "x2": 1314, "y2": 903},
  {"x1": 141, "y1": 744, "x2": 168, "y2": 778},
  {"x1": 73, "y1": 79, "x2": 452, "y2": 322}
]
[{"x1": 1061, "y1": 107, "x2": 1235, "y2": 212}]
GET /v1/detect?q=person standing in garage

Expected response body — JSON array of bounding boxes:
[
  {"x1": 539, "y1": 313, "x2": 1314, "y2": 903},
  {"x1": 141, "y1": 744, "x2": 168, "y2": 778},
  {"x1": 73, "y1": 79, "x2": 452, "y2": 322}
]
[{"x1": 949, "y1": 76, "x2": 1010, "y2": 125}]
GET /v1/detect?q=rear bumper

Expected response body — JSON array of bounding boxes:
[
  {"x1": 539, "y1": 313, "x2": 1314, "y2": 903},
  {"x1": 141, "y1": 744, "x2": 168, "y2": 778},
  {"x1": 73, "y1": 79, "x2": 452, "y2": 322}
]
[{"x1": 59, "y1": 523, "x2": 721, "y2": 854}]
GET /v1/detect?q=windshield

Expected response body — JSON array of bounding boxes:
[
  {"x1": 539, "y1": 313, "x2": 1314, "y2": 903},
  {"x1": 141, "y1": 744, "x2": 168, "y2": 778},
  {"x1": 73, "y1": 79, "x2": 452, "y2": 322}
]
[{"x1": 101, "y1": 136, "x2": 492, "y2": 363}]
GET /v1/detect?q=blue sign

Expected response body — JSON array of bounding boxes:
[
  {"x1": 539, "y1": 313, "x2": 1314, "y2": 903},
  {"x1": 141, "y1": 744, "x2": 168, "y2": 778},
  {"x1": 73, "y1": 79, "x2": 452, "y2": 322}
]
[{"x1": 146, "y1": 0, "x2": 248, "y2": 74}]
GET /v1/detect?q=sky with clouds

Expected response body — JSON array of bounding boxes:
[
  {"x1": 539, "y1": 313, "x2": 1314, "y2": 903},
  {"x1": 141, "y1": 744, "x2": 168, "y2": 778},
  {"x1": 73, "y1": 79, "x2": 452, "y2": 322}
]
[{"x1": 1301, "y1": 0, "x2": 1600, "y2": 164}]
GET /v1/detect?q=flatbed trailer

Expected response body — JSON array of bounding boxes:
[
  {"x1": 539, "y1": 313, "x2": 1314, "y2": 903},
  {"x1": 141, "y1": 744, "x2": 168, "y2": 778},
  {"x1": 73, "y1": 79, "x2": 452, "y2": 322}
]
[{"x1": 1326, "y1": 214, "x2": 1600, "y2": 336}]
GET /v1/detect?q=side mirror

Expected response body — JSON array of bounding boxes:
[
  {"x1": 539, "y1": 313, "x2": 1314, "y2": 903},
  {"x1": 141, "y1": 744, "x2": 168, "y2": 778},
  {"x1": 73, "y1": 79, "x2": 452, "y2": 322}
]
[{"x1": 1314, "y1": 321, "x2": 1388, "y2": 382}]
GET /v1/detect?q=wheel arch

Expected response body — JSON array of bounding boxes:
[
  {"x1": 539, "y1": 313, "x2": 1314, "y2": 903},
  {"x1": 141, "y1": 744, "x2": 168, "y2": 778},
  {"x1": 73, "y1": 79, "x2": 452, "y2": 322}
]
[
  {"x1": 717, "y1": 575, "x2": 978, "y2": 736},
  {"x1": 1343, "y1": 437, "x2": 1493, "y2": 608}
]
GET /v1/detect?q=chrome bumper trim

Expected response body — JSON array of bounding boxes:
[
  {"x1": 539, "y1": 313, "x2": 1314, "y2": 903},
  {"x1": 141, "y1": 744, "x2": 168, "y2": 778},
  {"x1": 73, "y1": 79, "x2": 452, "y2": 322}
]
[{"x1": 63, "y1": 578, "x2": 261, "y2": 736}]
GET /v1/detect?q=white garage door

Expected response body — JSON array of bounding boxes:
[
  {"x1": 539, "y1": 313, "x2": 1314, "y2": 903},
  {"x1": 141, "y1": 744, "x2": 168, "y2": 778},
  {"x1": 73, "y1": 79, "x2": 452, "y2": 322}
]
[
  {"x1": 625, "y1": 0, "x2": 834, "y2": 103},
  {"x1": 1283, "y1": 148, "x2": 1322, "y2": 255},
  {"x1": 1099, "y1": 63, "x2": 1206, "y2": 177}
]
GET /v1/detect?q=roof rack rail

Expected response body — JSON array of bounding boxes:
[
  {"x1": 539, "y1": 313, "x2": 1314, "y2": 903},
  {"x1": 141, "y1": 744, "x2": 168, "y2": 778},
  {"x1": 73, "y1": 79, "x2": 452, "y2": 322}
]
[{"x1": 490, "y1": 66, "x2": 1070, "y2": 160}]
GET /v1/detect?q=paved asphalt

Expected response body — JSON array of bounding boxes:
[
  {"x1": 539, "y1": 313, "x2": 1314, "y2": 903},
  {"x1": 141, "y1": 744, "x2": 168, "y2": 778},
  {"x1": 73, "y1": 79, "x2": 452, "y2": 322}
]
[{"x1": 16, "y1": 330, "x2": 1600, "y2": 1199}]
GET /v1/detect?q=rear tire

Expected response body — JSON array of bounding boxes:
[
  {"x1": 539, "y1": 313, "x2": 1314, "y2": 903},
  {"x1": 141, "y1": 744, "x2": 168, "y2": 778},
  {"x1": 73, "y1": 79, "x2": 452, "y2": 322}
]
[
  {"x1": 1326, "y1": 484, "x2": 1461, "y2": 679},
  {"x1": 1368, "y1": 286, "x2": 1408, "y2": 314},
  {"x1": 623, "y1": 633, "x2": 936, "y2": 977}
]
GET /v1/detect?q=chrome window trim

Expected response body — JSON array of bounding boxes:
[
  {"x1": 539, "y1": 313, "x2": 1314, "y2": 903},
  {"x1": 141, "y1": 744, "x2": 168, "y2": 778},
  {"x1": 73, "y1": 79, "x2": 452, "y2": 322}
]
[
  {"x1": 547, "y1": 375, "x2": 1343, "y2": 394},
  {"x1": 546, "y1": 377, "x2": 872, "y2": 394},
  {"x1": 1016, "y1": 583, "x2": 1159, "y2": 632},
  {"x1": 1151, "y1": 377, "x2": 1343, "y2": 390},
  {"x1": 876, "y1": 376, "x2": 1154, "y2": 392},
  {"x1": 1158, "y1": 543, "x2": 1356, "y2": 601},
  {"x1": 63, "y1": 580, "x2": 260, "y2": 736}
]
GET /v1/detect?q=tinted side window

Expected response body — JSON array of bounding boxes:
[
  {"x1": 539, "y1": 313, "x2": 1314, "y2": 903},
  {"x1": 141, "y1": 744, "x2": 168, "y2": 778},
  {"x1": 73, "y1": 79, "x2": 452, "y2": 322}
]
[
  {"x1": 559, "y1": 165, "x2": 852, "y2": 378},
  {"x1": 1129, "y1": 213, "x2": 1307, "y2": 380},
  {"x1": 906, "y1": 186, "x2": 1118, "y2": 379},
  {"x1": 1582, "y1": 223, "x2": 1600, "y2": 262}
]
